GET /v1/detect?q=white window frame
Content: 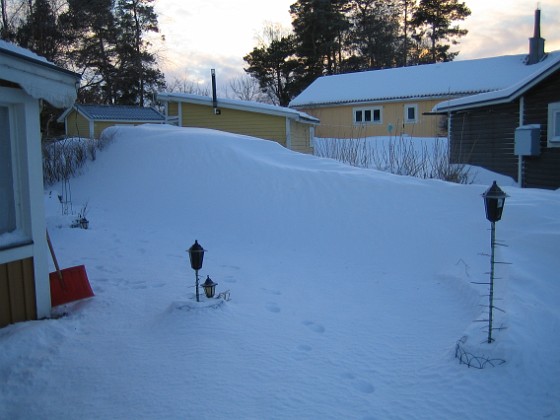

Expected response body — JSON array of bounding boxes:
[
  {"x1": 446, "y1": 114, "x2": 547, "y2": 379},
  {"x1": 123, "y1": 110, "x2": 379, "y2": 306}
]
[
  {"x1": 0, "y1": 106, "x2": 17, "y2": 236},
  {"x1": 0, "y1": 94, "x2": 32, "y2": 249},
  {"x1": 404, "y1": 104, "x2": 418, "y2": 124},
  {"x1": 353, "y1": 106, "x2": 383, "y2": 125},
  {"x1": 547, "y1": 102, "x2": 560, "y2": 147}
]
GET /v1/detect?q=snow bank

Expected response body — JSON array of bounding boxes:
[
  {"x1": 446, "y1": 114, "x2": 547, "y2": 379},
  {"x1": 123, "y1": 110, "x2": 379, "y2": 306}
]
[{"x1": 1, "y1": 125, "x2": 559, "y2": 419}]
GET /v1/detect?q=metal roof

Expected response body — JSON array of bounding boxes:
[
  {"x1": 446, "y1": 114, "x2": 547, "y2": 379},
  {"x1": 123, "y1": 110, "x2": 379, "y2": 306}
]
[
  {"x1": 157, "y1": 93, "x2": 320, "y2": 124},
  {"x1": 73, "y1": 104, "x2": 165, "y2": 122},
  {"x1": 289, "y1": 52, "x2": 560, "y2": 109}
]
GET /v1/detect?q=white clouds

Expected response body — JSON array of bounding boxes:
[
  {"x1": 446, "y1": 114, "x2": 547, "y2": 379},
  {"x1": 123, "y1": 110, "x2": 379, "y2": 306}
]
[{"x1": 458, "y1": 0, "x2": 560, "y2": 60}]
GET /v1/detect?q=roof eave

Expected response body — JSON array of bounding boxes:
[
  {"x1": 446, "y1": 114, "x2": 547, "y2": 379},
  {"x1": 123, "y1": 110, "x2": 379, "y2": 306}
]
[
  {"x1": 158, "y1": 92, "x2": 319, "y2": 123},
  {"x1": 435, "y1": 54, "x2": 560, "y2": 113},
  {"x1": 291, "y1": 92, "x2": 486, "y2": 109}
]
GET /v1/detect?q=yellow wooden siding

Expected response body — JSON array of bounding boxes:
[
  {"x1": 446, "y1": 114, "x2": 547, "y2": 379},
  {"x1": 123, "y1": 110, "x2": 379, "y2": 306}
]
[
  {"x1": 299, "y1": 99, "x2": 447, "y2": 139},
  {"x1": 65, "y1": 111, "x2": 156, "y2": 139},
  {"x1": 168, "y1": 102, "x2": 179, "y2": 117},
  {"x1": 94, "y1": 121, "x2": 122, "y2": 138},
  {"x1": 0, "y1": 257, "x2": 37, "y2": 328},
  {"x1": 181, "y1": 103, "x2": 287, "y2": 147},
  {"x1": 290, "y1": 120, "x2": 313, "y2": 154},
  {"x1": 65, "y1": 110, "x2": 90, "y2": 138}
]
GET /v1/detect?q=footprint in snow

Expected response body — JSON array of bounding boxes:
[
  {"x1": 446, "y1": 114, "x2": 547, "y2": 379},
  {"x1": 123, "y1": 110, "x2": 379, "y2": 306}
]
[
  {"x1": 265, "y1": 303, "x2": 281, "y2": 313},
  {"x1": 302, "y1": 320, "x2": 325, "y2": 333}
]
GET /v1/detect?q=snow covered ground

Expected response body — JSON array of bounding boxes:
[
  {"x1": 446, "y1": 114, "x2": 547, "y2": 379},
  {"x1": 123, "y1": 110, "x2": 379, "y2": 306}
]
[{"x1": 1, "y1": 124, "x2": 559, "y2": 419}]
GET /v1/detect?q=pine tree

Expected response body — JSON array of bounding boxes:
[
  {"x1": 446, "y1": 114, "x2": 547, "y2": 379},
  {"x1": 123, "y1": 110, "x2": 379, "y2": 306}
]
[
  {"x1": 290, "y1": 0, "x2": 352, "y2": 79},
  {"x1": 347, "y1": 0, "x2": 401, "y2": 70},
  {"x1": 114, "y1": 0, "x2": 165, "y2": 106},
  {"x1": 411, "y1": 0, "x2": 471, "y2": 63},
  {"x1": 60, "y1": 0, "x2": 119, "y2": 103},
  {"x1": 244, "y1": 33, "x2": 301, "y2": 106},
  {"x1": 16, "y1": 0, "x2": 63, "y2": 63}
]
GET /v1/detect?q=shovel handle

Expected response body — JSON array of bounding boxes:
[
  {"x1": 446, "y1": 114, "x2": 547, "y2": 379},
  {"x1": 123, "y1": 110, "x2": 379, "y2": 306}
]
[{"x1": 46, "y1": 230, "x2": 63, "y2": 281}]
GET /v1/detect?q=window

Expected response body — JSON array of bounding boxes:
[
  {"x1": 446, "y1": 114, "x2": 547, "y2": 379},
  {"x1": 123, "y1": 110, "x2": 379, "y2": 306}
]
[
  {"x1": 404, "y1": 104, "x2": 418, "y2": 124},
  {"x1": 354, "y1": 107, "x2": 382, "y2": 125},
  {"x1": 0, "y1": 97, "x2": 31, "y2": 249},
  {"x1": 0, "y1": 106, "x2": 16, "y2": 235},
  {"x1": 548, "y1": 102, "x2": 560, "y2": 147}
]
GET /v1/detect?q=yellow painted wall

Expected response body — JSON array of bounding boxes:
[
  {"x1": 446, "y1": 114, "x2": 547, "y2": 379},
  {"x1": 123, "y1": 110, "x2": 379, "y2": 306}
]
[
  {"x1": 64, "y1": 110, "x2": 155, "y2": 139},
  {"x1": 290, "y1": 120, "x2": 313, "y2": 154},
  {"x1": 168, "y1": 102, "x2": 179, "y2": 116},
  {"x1": 181, "y1": 102, "x2": 288, "y2": 147},
  {"x1": 65, "y1": 110, "x2": 90, "y2": 138},
  {"x1": 298, "y1": 99, "x2": 447, "y2": 139}
]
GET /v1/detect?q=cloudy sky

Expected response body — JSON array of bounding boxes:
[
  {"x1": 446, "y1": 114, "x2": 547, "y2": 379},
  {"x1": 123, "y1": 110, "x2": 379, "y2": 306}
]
[{"x1": 152, "y1": 0, "x2": 560, "y2": 90}]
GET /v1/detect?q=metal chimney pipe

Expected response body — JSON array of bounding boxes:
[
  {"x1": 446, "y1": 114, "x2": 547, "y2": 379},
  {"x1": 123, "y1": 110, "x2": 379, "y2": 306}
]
[
  {"x1": 527, "y1": 8, "x2": 545, "y2": 65},
  {"x1": 534, "y1": 7, "x2": 541, "y2": 38},
  {"x1": 211, "y1": 69, "x2": 218, "y2": 109}
]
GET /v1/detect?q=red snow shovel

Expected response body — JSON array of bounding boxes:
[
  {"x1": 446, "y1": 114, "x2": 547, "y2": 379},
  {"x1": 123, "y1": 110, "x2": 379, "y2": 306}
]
[{"x1": 47, "y1": 231, "x2": 94, "y2": 307}]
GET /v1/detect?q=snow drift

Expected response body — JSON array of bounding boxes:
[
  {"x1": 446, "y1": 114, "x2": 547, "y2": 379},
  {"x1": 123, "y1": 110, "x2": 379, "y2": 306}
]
[{"x1": 1, "y1": 124, "x2": 559, "y2": 419}]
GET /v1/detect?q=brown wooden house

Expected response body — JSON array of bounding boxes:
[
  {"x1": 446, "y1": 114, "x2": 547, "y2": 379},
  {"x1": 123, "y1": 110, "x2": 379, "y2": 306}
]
[
  {"x1": 0, "y1": 41, "x2": 80, "y2": 327},
  {"x1": 433, "y1": 11, "x2": 560, "y2": 189}
]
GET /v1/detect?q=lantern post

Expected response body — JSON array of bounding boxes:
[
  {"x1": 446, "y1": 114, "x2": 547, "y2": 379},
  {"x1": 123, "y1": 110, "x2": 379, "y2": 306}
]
[
  {"x1": 482, "y1": 181, "x2": 508, "y2": 343},
  {"x1": 188, "y1": 240, "x2": 205, "y2": 302}
]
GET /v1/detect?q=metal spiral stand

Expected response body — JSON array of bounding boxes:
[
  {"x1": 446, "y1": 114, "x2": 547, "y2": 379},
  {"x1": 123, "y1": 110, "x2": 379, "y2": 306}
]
[{"x1": 455, "y1": 182, "x2": 510, "y2": 368}]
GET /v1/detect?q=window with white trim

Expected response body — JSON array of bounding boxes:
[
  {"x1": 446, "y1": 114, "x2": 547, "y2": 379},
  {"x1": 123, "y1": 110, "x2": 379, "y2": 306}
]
[
  {"x1": 353, "y1": 107, "x2": 382, "y2": 125},
  {"x1": 548, "y1": 102, "x2": 560, "y2": 147},
  {"x1": 0, "y1": 106, "x2": 17, "y2": 236},
  {"x1": 404, "y1": 104, "x2": 418, "y2": 124},
  {"x1": 0, "y1": 100, "x2": 31, "y2": 249}
]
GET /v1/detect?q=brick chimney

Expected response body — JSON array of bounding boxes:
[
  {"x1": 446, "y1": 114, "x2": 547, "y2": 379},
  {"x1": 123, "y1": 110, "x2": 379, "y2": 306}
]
[{"x1": 527, "y1": 8, "x2": 546, "y2": 65}]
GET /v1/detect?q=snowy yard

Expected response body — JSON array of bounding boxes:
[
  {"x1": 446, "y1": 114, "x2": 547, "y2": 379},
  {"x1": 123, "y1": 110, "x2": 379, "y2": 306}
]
[{"x1": 1, "y1": 125, "x2": 559, "y2": 419}]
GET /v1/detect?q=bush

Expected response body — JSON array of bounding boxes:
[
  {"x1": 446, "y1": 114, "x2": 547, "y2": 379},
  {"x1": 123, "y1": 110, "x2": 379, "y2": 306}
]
[
  {"x1": 42, "y1": 132, "x2": 113, "y2": 186},
  {"x1": 314, "y1": 136, "x2": 470, "y2": 184}
]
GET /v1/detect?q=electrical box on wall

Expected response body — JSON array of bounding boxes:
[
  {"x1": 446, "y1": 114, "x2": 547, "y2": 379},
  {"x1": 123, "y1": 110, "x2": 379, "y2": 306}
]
[{"x1": 514, "y1": 125, "x2": 540, "y2": 156}]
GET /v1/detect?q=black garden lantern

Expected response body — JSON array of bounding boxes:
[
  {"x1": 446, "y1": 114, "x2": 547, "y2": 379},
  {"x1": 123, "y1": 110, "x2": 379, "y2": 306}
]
[
  {"x1": 188, "y1": 240, "x2": 205, "y2": 270},
  {"x1": 482, "y1": 181, "x2": 508, "y2": 223},
  {"x1": 481, "y1": 182, "x2": 509, "y2": 344},
  {"x1": 188, "y1": 240, "x2": 205, "y2": 302},
  {"x1": 202, "y1": 276, "x2": 218, "y2": 299}
]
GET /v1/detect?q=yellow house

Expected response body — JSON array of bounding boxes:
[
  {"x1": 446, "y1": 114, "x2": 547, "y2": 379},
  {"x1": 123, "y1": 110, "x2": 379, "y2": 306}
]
[
  {"x1": 289, "y1": 54, "x2": 557, "y2": 139},
  {"x1": 58, "y1": 104, "x2": 165, "y2": 139},
  {"x1": 1, "y1": 41, "x2": 80, "y2": 328},
  {"x1": 157, "y1": 93, "x2": 319, "y2": 154}
]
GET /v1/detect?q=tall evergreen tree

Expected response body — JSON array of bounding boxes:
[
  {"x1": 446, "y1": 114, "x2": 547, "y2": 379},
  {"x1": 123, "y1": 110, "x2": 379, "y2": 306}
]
[
  {"x1": 290, "y1": 0, "x2": 352, "y2": 80},
  {"x1": 60, "y1": 0, "x2": 119, "y2": 103},
  {"x1": 114, "y1": 0, "x2": 164, "y2": 106},
  {"x1": 16, "y1": 0, "x2": 62, "y2": 63},
  {"x1": 411, "y1": 0, "x2": 471, "y2": 63},
  {"x1": 347, "y1": 0, "x2": 401, "y2": 70},
  {"x1": 244, "y1": 33, "x2": 301, "y2": 106},
  {"x1": 399, "y1": 0, "x2": 418, "y2": 66}
]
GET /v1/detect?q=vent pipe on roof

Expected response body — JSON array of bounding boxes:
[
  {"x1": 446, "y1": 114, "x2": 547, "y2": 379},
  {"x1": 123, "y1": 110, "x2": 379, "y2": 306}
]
[
  {"x1": 527, "y1": 8, "x2": 546, "y2": 65},
  {"x1": 211, "y1": 69, "x2": 221, "y2": 115}
]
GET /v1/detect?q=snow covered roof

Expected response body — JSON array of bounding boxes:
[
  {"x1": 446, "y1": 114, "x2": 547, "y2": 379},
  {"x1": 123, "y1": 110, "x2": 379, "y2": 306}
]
[
  {"x1": 158, "y1": 92, "x2": 320, "y2": 124},
  {"x1": 289, "y1": 51, "x2": 560, "y2": 108},
  {"x1": 58, "y1": 104, "x2": 165, "y2": 123},
  {"x1": 0, "y1": 40, "x2": 80, "y2": 108},
  {"x1": 433, "y1": 52, "x2": 560, "y2": 112}
]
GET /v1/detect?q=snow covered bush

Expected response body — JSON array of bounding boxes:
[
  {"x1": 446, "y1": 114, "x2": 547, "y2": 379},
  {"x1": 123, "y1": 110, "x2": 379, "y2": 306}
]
[{"x1": 42, "y1": 132, "x2": 113, "y2": 186}]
